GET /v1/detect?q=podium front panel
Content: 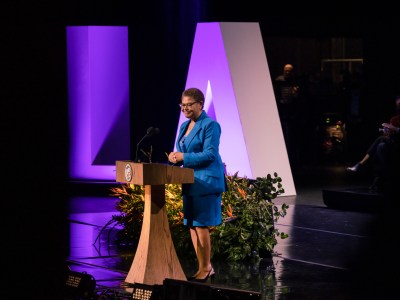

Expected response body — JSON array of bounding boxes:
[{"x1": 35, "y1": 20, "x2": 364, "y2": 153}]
[{"x1": 116, "y1": 161, "x2": 194, "y2": 185}]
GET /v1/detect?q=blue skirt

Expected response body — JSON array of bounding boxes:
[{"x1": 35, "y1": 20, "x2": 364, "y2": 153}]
[{"x1": 183, "y1": 193, "x2": 222, "y2": 227}]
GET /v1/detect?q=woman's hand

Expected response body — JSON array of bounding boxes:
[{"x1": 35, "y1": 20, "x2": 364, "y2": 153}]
[
  {"x1": 168, "y1": 152, "x2": 177, "y2": 163},
  {"x1": 382, "y1": 123, "x2": 399, "y2": 134},
  {"x1": 168, "y1": 152, "x2": 183, "y2": 164}
]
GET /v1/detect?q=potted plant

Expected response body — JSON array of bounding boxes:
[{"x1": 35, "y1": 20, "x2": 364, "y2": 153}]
[{"x1": 97, "y1": 172, "x2": 288, "y2": 262}]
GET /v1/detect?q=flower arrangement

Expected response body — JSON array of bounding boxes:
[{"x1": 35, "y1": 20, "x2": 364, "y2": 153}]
[{"x1": 98, "y1": 172, "x2": 288, "y2": 262}]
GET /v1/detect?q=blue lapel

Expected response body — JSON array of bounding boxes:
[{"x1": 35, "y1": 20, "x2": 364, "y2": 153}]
[{"x1": 177, "y1": 111, "x2": 207, "y2": 151}]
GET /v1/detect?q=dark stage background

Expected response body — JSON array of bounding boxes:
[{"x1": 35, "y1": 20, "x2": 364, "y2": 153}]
[{"x1": 4, "y1": 2, "x2": 400, "y2": 298}]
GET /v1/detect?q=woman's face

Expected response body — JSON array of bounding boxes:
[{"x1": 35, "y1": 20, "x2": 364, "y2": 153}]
[{"x1": 180, "y1": 96, "x2": 202, "y2": 120}]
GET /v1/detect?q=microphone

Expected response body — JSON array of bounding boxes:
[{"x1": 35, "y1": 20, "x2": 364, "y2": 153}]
[
  {"x1": 146, "y1": 126, "x2": 160, "y2": 137},
  {"x1": 135, "y1": 126, "x2": 160, "y2": 162}
]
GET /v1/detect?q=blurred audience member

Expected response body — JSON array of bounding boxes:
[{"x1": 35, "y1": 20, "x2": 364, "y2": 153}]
[
  {"x1": 274, "y1": 64, "x2": 301, "y2": 166},
  {"x1": 346, "y1": 95, "x2": 400, "y2": 190}
]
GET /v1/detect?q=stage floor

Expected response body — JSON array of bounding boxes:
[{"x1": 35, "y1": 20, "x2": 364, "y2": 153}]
[{"x1": 64, "y1": 164, "x2": 397, "y2": 299}]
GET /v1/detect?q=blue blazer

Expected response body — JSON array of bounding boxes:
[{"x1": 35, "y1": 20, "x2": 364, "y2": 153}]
[{"x1": 176, "y1": 111, "x2": 226, "y2": 196}]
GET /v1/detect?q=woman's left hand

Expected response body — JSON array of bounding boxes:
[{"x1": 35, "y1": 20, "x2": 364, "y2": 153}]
[
  {"x1": 382, "y1": 123, "x2": 398, "y2": 134},
  {"x1": 168, "y1": 152, "x2": 182, "y2": 163}
]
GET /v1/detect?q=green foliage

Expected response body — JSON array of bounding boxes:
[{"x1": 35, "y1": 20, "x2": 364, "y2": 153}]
[
  {"x1": 212, "y1": 172, "x2": 288, "y2": 261},
  {"x1": 103, "y1": 172, "x2": 289, "y2": 262},
  {"x1": 106, "y1": 184, "x2": 145, "y2": 247}
]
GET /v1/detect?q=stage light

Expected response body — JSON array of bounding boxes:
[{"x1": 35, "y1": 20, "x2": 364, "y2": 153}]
[
  {"x1": 131, "y1": 283, "x2": 162, "y2": 300},
  {"x1": 64, "y1": 270, "x2": 96, "y2": 299}
]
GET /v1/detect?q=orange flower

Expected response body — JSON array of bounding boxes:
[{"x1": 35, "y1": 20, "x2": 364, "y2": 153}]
[
  {"x1": 237, "y1": 187, "x2": 246, "y2": 198},
  {"x1": 226, "y1": 204, "x2": 233, "y2": 218}
]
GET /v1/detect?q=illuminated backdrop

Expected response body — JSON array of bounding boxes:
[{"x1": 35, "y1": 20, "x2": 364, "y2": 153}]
[
  {"x1": 175, "y1": 23, "x2": 296, "y2": 195},
  {"x1": 66, "y1": 23, "x2": 295, "y2": 195},
  {"x1": 67, "y1": 26, "x2": 130, "y2": 180}
]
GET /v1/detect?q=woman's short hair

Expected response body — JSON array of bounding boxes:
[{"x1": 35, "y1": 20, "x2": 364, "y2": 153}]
[{"x1": 183, "y1": 88, "x2": 205, "y2": 106}]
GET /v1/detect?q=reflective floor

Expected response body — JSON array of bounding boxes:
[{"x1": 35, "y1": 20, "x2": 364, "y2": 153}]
[{"x1": 65, "y1": 164, "x2": 397, "y2": 299}]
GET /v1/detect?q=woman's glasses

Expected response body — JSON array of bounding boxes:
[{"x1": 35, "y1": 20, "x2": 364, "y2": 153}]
[{"x1": 179, "y1": 102, "x2": 198, "y2": 109}]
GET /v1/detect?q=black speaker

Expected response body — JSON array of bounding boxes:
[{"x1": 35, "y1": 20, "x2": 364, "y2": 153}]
[
  {"x1": 163, "y1": 279, "x2": 261, "y2": 300},
  {"x1": 210, "y1": 286, "x2": 261, "y2": 300},
  {"x1": 322, "y1": 187, "x2": 384, "y2": 212}
]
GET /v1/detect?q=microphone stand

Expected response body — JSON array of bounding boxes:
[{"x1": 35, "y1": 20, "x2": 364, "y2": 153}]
[
  {"x1": 135, "y1": 133, "x2": 150, "y2": 163},
  {"x1": 140, "y1": 146, "x2": 153, "y2": 163},
  {"x1": 135, "y1": 127, "x2": 159, "y2": 162}
]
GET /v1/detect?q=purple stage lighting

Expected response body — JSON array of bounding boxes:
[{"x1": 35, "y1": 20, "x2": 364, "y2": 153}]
[{"x1": 66, "y1": 26, "x2": 130, "y2": 180}]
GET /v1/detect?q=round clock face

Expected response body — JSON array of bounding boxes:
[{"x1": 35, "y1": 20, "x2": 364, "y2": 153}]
[{"x1": 125, "y1": 164, "x2": 133, "y2": 182}]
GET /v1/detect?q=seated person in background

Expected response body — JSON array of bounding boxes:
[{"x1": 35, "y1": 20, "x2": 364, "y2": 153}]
[{"x1": 347, "y1": 96, "x2": 400, "y2": 189}]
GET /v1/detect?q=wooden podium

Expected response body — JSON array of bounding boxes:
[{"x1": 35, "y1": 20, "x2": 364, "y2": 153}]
[{"x1": 115, "y1": 161, "x2": 194, "y2": 285}]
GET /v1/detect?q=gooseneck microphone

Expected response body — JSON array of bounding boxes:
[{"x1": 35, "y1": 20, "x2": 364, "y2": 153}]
[
  {"x1": 146, "y1": 126, "x2": 160, "y2": 137},
  {"x1": 135, "y1": 126, "x2": 160, "y2": 162}
]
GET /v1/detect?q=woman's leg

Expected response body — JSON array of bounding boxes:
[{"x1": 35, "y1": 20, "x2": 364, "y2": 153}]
[
  {"x1": 366, "y1": 135, "x2": 387, "y2": 158},
  {"x1": 359, "y1": 153, "x2": 370, "y2": 165},
  {"x1": 347, "y1": 136, "x2": 387, "y2": 171},
  {"x1": 347, "y1": 153, "x2": 369, "y2": 172},
  {"x1": 190, "y1": 226, "x2": 213, "y2": 279},
  {"x1": 189, "y1": 227, "x2": 200, "y2": 278}
]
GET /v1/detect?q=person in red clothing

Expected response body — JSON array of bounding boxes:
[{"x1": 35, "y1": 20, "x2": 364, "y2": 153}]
[{"x1": 347, "y1": 95, "x2": 400, "y2": 190}]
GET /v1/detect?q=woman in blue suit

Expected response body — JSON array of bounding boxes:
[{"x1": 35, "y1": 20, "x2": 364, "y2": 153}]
[{"x1": 169, "y1": 87, "x2": 226, "y2": 283}]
